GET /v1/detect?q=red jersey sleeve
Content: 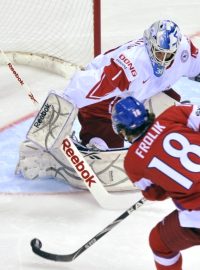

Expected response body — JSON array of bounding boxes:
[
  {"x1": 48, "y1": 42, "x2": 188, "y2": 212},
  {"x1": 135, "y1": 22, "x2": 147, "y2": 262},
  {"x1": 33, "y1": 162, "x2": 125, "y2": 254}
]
[{"x1": 124, "y1": 158, "x2": 168, "y2": 201}]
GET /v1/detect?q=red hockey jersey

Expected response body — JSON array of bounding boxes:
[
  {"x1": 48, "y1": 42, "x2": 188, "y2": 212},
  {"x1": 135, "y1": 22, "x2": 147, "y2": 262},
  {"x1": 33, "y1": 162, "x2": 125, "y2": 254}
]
[{"x1": 124, "y1": 104, "x2": 200, "y2": 228}]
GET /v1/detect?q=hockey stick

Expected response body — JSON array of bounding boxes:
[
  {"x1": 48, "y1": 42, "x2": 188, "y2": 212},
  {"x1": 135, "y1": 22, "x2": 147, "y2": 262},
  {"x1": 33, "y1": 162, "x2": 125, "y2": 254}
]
[
  {"x1": 0, "y1": 48, "x2": 39, "y2": 105},
  {"x1": 30, "y1": 196, "x2": 146, "y2": 262}
]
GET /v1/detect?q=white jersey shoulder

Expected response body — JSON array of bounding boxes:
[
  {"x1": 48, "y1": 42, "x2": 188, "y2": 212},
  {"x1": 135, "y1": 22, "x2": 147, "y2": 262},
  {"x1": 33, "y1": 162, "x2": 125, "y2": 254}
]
[{"x1": 63, "y1": 36, "x2": 200, "y2": 108}]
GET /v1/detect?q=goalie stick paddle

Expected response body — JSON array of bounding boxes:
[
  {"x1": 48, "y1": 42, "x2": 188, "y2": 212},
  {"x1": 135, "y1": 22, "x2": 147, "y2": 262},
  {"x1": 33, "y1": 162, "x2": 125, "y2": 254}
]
[
  {"x1": 30, "y1": 197, "x2": 146, "y2": 262},
  {"x1": 60, "y1": 136, "x2": 135, "y2": 210}
]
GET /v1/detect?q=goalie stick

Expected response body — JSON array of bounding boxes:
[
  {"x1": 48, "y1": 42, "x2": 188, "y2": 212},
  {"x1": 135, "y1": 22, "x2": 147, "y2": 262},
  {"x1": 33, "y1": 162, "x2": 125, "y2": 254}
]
[
  {"x1": 30, "y1": 196, "x2": 146, "y2": 262},
  {"x1": 0, "y1": 48, "x2": 39, "y2": 105}
]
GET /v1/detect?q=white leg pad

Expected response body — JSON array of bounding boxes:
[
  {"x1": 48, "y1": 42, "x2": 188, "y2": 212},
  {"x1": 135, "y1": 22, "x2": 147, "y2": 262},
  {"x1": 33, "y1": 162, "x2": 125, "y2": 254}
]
[{"x1": 16, "y1": 139, "x2": 137, "y2": 191}]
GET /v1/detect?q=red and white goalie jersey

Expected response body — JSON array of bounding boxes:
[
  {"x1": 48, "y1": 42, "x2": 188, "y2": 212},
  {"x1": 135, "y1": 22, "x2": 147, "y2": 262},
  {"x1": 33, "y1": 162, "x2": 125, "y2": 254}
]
[
  {"x1": 124, "y1": 104, "x2": 200, "y2": 228},
  {"x1": 63, "y1": 36, "x2": 200, "y2": 108}
]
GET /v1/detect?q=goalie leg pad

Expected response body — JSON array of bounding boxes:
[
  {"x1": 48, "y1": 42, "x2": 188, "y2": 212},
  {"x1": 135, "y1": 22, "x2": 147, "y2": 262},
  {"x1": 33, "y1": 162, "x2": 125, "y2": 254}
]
[
  {"x1": 144, "y1": 92, "x2": 177, "y2": 116},
  {"x1": 15, "y1": 140, "x2": 59, "y2": 180},
  {"x1": 16, "y1": 139, "x2": 137, "y2": 191}
]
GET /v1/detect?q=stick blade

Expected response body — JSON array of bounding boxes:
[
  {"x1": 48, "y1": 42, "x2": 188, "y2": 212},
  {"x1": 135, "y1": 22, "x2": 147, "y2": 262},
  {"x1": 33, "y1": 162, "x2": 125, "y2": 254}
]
[{"x1": 30, "y1": 238, "x2": 75, "y2": 262}]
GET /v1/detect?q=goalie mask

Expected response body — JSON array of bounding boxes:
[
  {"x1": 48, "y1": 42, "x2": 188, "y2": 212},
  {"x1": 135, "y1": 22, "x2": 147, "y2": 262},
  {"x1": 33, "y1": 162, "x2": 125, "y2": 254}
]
[
  {"x1": 144, "y1": 20, "x2": 182, "y2": 77},
  {"x1": 111, "y1": 97, "x2": 149, "y2": 142}
]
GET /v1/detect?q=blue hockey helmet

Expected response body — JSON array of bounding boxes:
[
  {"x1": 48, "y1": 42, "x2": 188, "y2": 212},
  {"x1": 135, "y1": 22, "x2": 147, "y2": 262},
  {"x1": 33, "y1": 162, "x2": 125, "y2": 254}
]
[
  {"x1": 111, "y1": 96, "x2": 148, "y2": 135},
  {"x1": 143, "y1": 20, "x2": 182, "y2": 77}
]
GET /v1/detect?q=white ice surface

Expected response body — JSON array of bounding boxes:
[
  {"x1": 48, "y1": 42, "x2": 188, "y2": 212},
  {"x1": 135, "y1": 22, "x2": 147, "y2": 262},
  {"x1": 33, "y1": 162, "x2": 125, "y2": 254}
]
[
  {"x1": 1, "y1": 1, "x2": 200, "y2": 269},
  {"x1": 0, "y1": 75, "x2": 199, "y2": 270}
]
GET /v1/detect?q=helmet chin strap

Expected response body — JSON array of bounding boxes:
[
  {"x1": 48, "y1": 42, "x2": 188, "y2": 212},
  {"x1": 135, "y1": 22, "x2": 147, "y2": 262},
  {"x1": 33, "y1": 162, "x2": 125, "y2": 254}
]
[
  {"x1": 127, "y1": 123, "x2": 152, "y2": 144},
  {"x1": 129, "y1": 134, "x2": 142, "y2": 144}
]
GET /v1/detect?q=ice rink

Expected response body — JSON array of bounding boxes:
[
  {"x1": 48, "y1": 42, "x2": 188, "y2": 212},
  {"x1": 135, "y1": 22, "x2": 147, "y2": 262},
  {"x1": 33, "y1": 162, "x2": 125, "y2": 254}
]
[{"x1": 1, "y1": 0, "x2": 200, "y2": 269}]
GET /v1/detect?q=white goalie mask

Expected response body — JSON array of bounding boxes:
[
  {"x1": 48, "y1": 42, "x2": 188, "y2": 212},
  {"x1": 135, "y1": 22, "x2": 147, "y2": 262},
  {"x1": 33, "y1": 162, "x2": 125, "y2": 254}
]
[{"x1": 144, "y1": 20, "x2": 182, "y2": 77}]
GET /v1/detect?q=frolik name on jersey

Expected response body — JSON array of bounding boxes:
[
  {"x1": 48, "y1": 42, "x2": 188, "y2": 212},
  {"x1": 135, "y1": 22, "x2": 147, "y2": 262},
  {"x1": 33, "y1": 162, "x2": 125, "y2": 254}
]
[{"x1": 135, "y1": 121, "x2": 166, "y2": 159}]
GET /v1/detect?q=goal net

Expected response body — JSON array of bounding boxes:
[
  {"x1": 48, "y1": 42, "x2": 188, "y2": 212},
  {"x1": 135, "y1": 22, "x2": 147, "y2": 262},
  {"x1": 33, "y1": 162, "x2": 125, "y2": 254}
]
[{"x1": 0, "y1": 0, "x2": 101, "y2": 78}]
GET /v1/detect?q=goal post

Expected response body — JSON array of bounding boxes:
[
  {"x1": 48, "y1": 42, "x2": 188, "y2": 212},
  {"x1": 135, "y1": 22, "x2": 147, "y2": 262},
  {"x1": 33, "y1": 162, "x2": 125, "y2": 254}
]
[
  {"x1": 93, "y1": 0, "x2": 101, "y2": 57},
  {"x1": 0, "y1": 0, "x2": 101, "y2": 78}
]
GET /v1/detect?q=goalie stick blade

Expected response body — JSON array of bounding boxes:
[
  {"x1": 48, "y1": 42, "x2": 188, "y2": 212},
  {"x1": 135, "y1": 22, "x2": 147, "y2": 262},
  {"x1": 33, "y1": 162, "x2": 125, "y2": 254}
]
[{"x1": 30, "y1": 197, "x2": 146, "y2": 262}]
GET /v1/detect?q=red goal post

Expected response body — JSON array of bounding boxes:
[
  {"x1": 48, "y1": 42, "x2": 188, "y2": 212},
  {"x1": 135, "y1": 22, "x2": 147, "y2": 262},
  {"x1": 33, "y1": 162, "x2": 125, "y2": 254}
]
[
  {"x1": 0, "y1": 0, "x2": 101, "y2": 78},
  {"x1": 94, "y1": 0, "x2": 101, "y2": 57}
]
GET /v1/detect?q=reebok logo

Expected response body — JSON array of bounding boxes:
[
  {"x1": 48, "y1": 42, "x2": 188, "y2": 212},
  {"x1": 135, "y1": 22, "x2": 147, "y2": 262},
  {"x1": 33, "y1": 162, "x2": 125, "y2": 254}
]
[
  {"x1": 62, "y1": 138, "x2": 96, "y2": 187},
  {"x1": 34, "y1": 104, "x2": 51, "y2": 128},
  {"x1": 8, "y1": 63, "x2": 24, "y2": 86}
]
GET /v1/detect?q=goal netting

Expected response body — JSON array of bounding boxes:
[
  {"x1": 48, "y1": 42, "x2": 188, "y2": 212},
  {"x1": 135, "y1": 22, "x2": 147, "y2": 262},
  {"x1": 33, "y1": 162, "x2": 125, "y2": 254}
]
[{"x1": 0, "y1": 0, "x2": 101, "y2": 78}]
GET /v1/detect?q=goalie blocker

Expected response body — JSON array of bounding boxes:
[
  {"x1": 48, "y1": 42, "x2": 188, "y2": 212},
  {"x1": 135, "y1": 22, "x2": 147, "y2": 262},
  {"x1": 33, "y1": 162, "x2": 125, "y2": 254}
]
[
  {"x1": 16, "y1": 92, "x2": 178, "y2": 192},
  {"x1": 27, "y1": 93, "x2": 78, "y2": 149}
]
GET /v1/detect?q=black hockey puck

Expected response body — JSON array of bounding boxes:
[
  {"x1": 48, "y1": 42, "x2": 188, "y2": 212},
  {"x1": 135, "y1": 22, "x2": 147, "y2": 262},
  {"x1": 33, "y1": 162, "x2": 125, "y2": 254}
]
[{"x1": 31, "y1": 238, "x2": 42, "y2": 249}]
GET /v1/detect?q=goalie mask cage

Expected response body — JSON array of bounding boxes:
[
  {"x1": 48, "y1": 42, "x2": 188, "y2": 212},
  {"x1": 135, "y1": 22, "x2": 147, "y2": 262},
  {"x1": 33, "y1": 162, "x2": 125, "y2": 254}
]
[{"x1": 0, "y1": 0, "x2": 101, "y2": 78}]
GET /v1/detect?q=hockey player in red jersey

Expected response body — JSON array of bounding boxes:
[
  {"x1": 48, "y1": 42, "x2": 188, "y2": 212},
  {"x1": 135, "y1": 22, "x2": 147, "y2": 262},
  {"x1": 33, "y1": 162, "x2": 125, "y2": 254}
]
[{"x1": 111, "y1": 96, "x2": 200, "y2": 270}]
